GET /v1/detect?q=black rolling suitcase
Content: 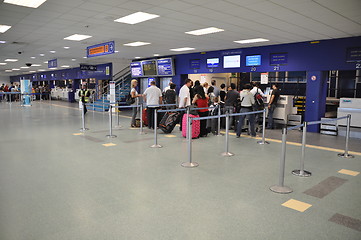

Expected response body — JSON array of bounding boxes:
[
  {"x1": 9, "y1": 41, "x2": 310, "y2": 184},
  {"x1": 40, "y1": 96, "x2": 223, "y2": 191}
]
[{"x1": 159, "y1": 112, "x2": 180, "y2": 133}]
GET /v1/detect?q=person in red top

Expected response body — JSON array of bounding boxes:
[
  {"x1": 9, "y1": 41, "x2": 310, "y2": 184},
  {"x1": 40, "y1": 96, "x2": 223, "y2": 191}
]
[{"x1": 192, "y1": 87, "x2": 209, "y2": 137}]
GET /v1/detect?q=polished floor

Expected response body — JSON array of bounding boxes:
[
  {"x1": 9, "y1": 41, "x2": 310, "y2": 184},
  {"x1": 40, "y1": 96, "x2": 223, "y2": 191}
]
[{"x1": 0, "y1": 100, "x2": 360, "y2": 240}]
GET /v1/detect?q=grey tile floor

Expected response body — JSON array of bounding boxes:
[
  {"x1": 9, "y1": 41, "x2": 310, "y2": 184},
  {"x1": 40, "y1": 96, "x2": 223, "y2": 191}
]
[{"x1": 0, "y1": 101, "x2": 360, "y2": 240}]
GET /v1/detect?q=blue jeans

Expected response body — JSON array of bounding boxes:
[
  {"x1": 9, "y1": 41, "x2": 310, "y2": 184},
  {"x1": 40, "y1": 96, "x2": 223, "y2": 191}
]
[
  {"x1": 236, "y1": 107, "x2": 256, "y2": 136},
  {"x1": 267, "y1": 104, "x2": 277, "y2": 128}
]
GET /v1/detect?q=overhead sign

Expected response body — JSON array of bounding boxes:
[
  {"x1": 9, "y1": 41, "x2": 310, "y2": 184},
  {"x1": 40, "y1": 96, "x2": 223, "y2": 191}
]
[
  {"x1": 87, "y1": 41, "x2": 115, "y2": 58},
  {"x1": 157, "y1": 58, "x2": 174, "y2": 76},
  {"x1": 270, "y1": 53, "x2": 288, "y2": 65},
  {"x1": 80, "y1": 64, "x2": 97, "y2": 71},
  {"x1": 48, "y1": 59, "x2": 57, "y2": 68}
]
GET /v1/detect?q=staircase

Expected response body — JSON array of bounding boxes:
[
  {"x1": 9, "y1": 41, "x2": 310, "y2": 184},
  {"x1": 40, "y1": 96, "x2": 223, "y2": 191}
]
[{"x1": 88, "y1": 66, "x2": 132, "y2": 112}]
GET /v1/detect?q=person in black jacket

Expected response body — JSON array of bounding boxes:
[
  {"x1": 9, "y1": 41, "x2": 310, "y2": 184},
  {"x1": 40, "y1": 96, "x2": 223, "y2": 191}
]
[{"x1": 164, "y1": 83, "x2": 177, "y2": 109}]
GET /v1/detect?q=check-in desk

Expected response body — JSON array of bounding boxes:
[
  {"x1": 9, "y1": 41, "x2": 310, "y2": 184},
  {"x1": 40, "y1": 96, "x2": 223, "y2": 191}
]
[
  {"x1": 337, "y1": 98, "x2": 361, "y2": 138},
  {"x1": 266, "y1": 95, "x2": 298, "y2": 125}
]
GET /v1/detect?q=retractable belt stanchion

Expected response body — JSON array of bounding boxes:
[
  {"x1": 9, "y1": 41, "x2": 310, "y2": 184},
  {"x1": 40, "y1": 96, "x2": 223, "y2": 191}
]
[
  {"x1": 215, "y1": 105, "x2": 223, "y2": 136},
  {"x1": 115, "y1": 104, "x2": 122, "y2": 128},
  {"x1": 139, "y1": 103, "x2": 146, "y2": 135},
  {"x1": 292, "y1": 122, "x2": 312, "y2": 177},
  {"x1": 257, "y1": 108, "x2": 270, "y2": 145},
  {"x1": 338, "y1": 114, "x2": 354, "y2": 158},
  {"x1": 105, "y1": 105, "x2": 117, "y2": 138},
  {"x1": 270, "y1": 127, "x2": 293, "y2": 194},
  {"x1": 80, "y1": 102, "x2": 89, "y2": 132},
  {"x1": 221, "y1": 112, "x2": 234, "y2": 157},
  {"x1": 182, "y1": 116, "x2": 199, "y2": 168},
  {"x1": 150, "y1": 108, "x2": 162, "y2": 148}
]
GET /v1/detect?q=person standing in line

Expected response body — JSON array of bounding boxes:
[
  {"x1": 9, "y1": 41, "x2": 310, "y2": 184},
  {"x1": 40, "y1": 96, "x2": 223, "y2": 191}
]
[
  {"x1": 250, "y1": 81, "x2": 266, "y2": 132},
  {"x1": 130, "y1": 79, "x2": 142, "y2": 127},
  {"x1": 143, "y1": 81, "x2": 162, "y2": 129},
  {"x1": 219, "y1": 83, "x2": 226, "y2": 102},
  {"x1": 164, "y1": 83, "x2": 177, "y2": 109},
  {"x1": 162, "y1": 80, "x2": 172, "y2": 93},
  {"x1": 192, "y1": 87, "x2": 209, "y2": 137},
  {"x1": 236, "y1": 84, "x2": 256, "y2": 138},
  {"x1": 211, "y1": 80, "x2": 220, "y2": 98},
  {"x1": 79, "y1": 85, "x2": 91, "y2": 114},
  {"x1": 178, "y1": 79, "x2": 192, "y2": 131},
  {"x1": 266, "y1": 84, "x2": 280, "y2": 129},
  {"x1": 224, "y1": 83, "x2": 239, "y2": 129},
  {"x1": 203, "y1": 82, "x2": 209, "y2": 95}
]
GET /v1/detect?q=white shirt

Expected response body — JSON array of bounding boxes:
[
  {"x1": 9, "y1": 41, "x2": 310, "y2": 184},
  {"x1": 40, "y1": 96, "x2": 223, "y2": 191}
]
[
  {"x1": 250, "y1": 87, "x2": 266, "y2": 97},
  {"x1": 131, "y1": 88, "x2": 138, "y2": 105},
  {"x1": 143, "y1": 85, "x2": 162, "y2": 106},
  {"x1": 179, "y1": 84, "x2": 190, "y2": 108},
  {"x1": 163, "y1": 86, "x2": 170, "y2": 93},
  {"x1": 240, "y1": 90, "x2": 255, "y2": 107}
]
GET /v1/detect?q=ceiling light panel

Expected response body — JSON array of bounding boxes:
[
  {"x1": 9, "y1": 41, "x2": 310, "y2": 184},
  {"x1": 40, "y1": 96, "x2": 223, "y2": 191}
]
[
  {"x1": 0, "y1": 41, "x2": 6, "y2": 44},
  {"x1": 170, "y1": 47, "x2": 195, "y2": 52},
  {"x1": 0, "y1": 25, "x2": 12, "y2": 33},
  {"x1": 234, "y1": 38, "x2": 269, "y2": 44},
  {"x1": 5, "y1": 59, "x2": 18, "y2": 62},
  {"x1": 114, "y1": 12, "x2": 159, "y2": 24},
  {"x1": 32, "y1": 64, "x2": 41, "y2": 67},
  {"x1": 0, "y1": 63, "x2": 7, "y2": 65},
  {"x1": 185, "y1": 27, "x2": 224, "y2": 36},
  {"x1": 5, "y1": 70, "x2": 12, "y2": 72},
  {"x1": 124, "y1": 41, "x2": 151, "y2": 47},
  {"x1": 64, "y1": 34, "x2": 92, "y2": 41},
  {"x1": 4, "y1": 0, "x2": 47, "y2": 8}
]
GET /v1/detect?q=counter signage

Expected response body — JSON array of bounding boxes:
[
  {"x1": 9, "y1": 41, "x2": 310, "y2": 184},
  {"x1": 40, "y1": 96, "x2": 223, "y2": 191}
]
[
  {"x1": 87, "y1": 41, "x2": 115, "y2": 58},
  {"x1": 270, "y1": 53, "x2": 288, "y2": 65},
  {"x1": 130, "y1": 62, "x2": 143, "y2": 77},
  {"x1": 346, "y1": 47, "x2": 361, "y2": 62},
  {"x1": 48, "y1": 59, "x2": 57, "y2": 68},
  {"x1": 190, "y1": 59, "x2": 201, "y2": 69},
  {"x1": 80, "y1": 64, "x2": 97, "y2": 71},
  {"x1": 157, "y1": 58, "x2": 174, "y2": 76}
]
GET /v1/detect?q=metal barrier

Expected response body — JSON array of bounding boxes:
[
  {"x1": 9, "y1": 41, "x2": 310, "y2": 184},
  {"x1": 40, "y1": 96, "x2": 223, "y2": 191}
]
[
  {"x1": 291, "y1": 122, "x2": 311, "y2": 177},
  {"x1": 110, "y1": 104, "x2": 141, "y2": 138},
  {"x1": 181, "y1": 116, "x2": 199, "y2": 167},
  {"x1": 80, "y1": 102, "x2": 89, "y2": 132},
  {"x1": 257, "y1": 109, "x2": 270, "y2": 145},
  {"x1": 150, "y1": 108, "x2": 162, "y2": 148}
]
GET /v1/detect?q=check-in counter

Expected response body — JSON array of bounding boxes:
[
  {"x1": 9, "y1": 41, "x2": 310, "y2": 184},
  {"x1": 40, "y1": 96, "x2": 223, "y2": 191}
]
[
  {"x1": 265, "y1": 95, "x2": 298, "y2": 124},
  {"x1": 337, "y1": 98, "x2": 361, "y2": 127}
]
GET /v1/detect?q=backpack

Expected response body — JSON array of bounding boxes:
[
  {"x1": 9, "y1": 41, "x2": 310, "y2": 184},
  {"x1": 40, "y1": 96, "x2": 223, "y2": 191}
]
[
  {"x1": 253, "y1": 88, "x2": 264, "y2": 110},
  {"x1": 126, "y1": 92, "x2": 135, "y2": 105}
]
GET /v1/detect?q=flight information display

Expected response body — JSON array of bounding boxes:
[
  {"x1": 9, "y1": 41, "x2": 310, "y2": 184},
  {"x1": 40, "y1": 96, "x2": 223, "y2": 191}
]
[
  {"x1": 207, "y1": 58, "x2": 219, "y2": 68},
  {"x1": 157, "y1": 58, "x2": 174, "y2": 76},
  {"x1": 223, "y1": 55, "x2": 240, "y2": 68},
  {"x1": 130, "y1": 62, "x2": 143, "y2": 77},
  {"x1": 190, "y1": 59, "x2": 201, "y2": 69},
  {"x1": 270, "y1": 53, "x2": 288, "y2": 65},
  {"x1": 246, "y1": 55, "x2": 261, "y2": 66},
  {"x1": 142, "y1": 60, "x2": 157, "y2": 76}
]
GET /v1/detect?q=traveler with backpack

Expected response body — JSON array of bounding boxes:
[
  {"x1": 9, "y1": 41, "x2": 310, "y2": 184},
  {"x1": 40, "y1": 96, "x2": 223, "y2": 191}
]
[
  {"x1": 224, "y1": 83, "x2": 239, "y2": 130},
  {"x1": 250, "y1": 82, "x2": 266, "y2": 132},
  {"x1": 130, "y1": 79, "x2": 142, "y2": 127},
  {"x1": 236, "y1": 84, "x2": 256, "y2": 138},
  {"x1": 164, "y1": 83, "x2": 177, "y2": 108}
]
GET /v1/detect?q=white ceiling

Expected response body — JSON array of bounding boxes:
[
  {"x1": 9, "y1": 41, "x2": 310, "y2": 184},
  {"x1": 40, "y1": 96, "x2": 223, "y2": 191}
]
[{"x1": 0, "y1": 0, "x2": 360, "y2": 76}]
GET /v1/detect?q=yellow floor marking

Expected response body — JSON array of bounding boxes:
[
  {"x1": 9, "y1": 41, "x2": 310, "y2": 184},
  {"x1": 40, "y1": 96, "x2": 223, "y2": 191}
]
[
  {"x1": 221, "y1": 131, "x2": 361, "y2": 156},
  {"x1": 102, "y1": 143, "x2": 117, "y2": 147},
  {"x1": 72, "y1": 133, "x2": 83, "y2": 136},
  {"x1": 129, "y1": 127, "x2": 140, "y2": 130},
  {"x1": 282, "y1": 199, "x2": 312, "y2": 212},
  {"x1": 165, "y1": 135, "x2": 177, "y2": 138},
  {"x1": 338, "y1": 169, "x2": 360, "y2": 176}
]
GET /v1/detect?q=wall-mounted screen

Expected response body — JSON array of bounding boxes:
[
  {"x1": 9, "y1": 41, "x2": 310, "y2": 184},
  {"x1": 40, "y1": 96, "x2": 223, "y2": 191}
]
[
  {"x1": 223, "y1": 55, "x2": 241, "y2": 68},
  {"x1": 346, "y1": 47, "x2": 361, "y2": 62},
  {"x1": 190, "y1": 59, "x2": 201, "y2": 69},
  {"x1": 142, "y1": 60, "x2": 157, "y2": 76},
  {"x1": 246, "y1": 55, "x2": 261, "y2": 66},
  {"x1": 130, "y1": 62, "x2": 143, "y2": 77},
  {"x1": 157, "y1": 58, "x2": 175, "y2": 76},
  {"x1": 270, "y1": 53, "x2": 288, "y2": 65},
  {"x1": 207, "y1": 58, "x2": 219, "y2": 68}
]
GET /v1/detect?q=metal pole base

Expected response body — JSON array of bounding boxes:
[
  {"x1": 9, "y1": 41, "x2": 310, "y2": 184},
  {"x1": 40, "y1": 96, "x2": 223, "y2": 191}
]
[
  {"x1": 221, "y1": 152, "x2": 235, "y2": 157},
  {"x1": 150, "y1": 144, "x2": 162, "y2": 148},
  {"x1": 337, "y1": 153, "x2": 354, "y2": 158},
  {"x1": 114, "y1": 125, "x2": 122, "y2": 128},
  {"x1": 257, "y1": 140, "x2": 270, "y2": 145},
  {"x1": 215, "y1": 133, "x2": 224, "y2": 136},
  {"x1": 292, "y1": 169, "x2": 312, "y2": 177},
  {"x1": 80, "y1": 128, "x2": 89, "y2": 132},
  {"x1": 139, "y1": 131, "x2": 147, "y2": 135},
  {"x1": 181, "y1": 162, "x2": 199, "y2": 168},
  {"x1": 270, "y1": 185, "x2": 293, "y2": 194},
  {"x1": 106, "y1": 135, "x2": 117, "y2": 138}
]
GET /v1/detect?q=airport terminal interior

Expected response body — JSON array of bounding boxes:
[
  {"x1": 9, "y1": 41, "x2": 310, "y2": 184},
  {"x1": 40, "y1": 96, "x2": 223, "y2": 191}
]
[{"x1": 0, "y1": 0, "x2": 361, "y2": 239}]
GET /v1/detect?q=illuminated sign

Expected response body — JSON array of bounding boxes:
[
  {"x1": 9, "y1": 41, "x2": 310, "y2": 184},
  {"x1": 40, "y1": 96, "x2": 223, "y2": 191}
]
[{"x1": 87, "y1": 41, "x2": 115, "y2": 58}]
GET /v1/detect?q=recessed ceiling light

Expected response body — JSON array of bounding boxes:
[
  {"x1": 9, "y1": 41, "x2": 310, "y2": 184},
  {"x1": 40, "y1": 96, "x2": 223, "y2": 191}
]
[
  {"x1": 4, "y1": 0, "x2": 47, "y2": 8},
  {"x1": 135, "y1": 57, "x2": 142, "y2": 59},
  {"x1": 63, "y1": 46, "x2": 70, "y2": 49},
  {"x1": 0, "y1": 25, "x2": 12, "y2": 33},
  {"x1": 0, "y1": 41, "x2": 6, "y2": 44},
  {"x1": 170, "y1": 47, "x2": 195, "y2": 52},
  {"x1": 114, "y1": 12, "x2": 159, "y2": 25},
  {"x1": 32, "y1": 64, "x2": 41, "y2": 67},
  {"x1": 44, "y1": 61, "x2": 48, "y2": 63},
  {"x1": 38, "y1": 69, "x2": 45, "y2": 71},
  {"x1": 115, "y1": 50, "x2": 119, "y2": 53},
  {"x1": 49, "y1": 67, "x2": 57, "y2": 70},
  {"x1": 50, "y1": 50, "x2": 56, "y2": 53},
  {"x1": 234, "y1": 38, "x2": 269, "y2": 44},
  {"x1": 5, "y1": 70, "x2": 12, "y2": 72},
  {"x1": 29, "y1": 71, "x2": 36, "y2": 73},
  {"x1": 31, "y1": 56, "x2": 36, "y2": 59},
  {"x1": 61, "y1": 65, "x2": 70, "y2": 68},
  {"x1": 83, "y1": 57, "x2": 87, "y2": 59},
  {"x1": 153, "y1": 54, "x2": 160, "y2": 56},
  {"x1": 71, "y1": 59, "x2": 76, "y2": 61},
  {"x1": 185, "y1": 27, "x2": 224, "y2": 36},
  {"x1": 124, "y1": 41, "x2": 150, "y2": 47},
  {"x1": 5, "y1": 59, "x2": 18, "y2": 62},
  {"x1": 39, "y1": 53, "x2": 45, "y2": 56},
  {"x1": 12, "y1": 68, "x2": 20, "y2": 71},
  {"x1": 20, "y1": 66, "x2": 30, "y2": 69},
  {"x1": 0, "y1": 63, "x2": 7, "y2": 65},
  {"x1": 64, "y1": 34, "x2": 92, "y2": 41}
]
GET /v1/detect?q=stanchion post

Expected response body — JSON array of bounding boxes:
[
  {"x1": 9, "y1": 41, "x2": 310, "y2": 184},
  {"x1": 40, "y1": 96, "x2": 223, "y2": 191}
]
[
  {"x1": 257, "y1": 109, "x2": 270, "y2": 145},
  {"x1": 106, "y1": 105, "x2": 117, "y2": 138},
  {"x1": 139, "y1": 103, "x2": 146, "y2": 135},
  {"x1": 292, "y1": 122, "x2": 312, "y2": 177},
  {"x1": 115, "y1": 105, "x2": 122, "y2": 128},
  {"x1": 215, "y1": 105, "x2": 223, "y2": 136},
  {"x1": 80, "y1": 102, "x2": 89, "y2": 132},
  {"x1": 221, "y1": 112, "x2": 234, "y2": 157},
  {"x1": 150, "y1": 108, "x2": 162, "y2": 148},
  {"x1": 338, "y1": 114, "x2": 354, "y2": 158},
  {"x1": 270, "y1": 128, "x2": 293, "y2": 194},
  {"x1": 182, "y1": 116, "x2": 199, "y2": 167}
]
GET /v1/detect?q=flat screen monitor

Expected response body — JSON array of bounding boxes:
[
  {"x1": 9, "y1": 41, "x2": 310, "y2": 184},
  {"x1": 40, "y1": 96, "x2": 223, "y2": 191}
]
[
  {"x1": 130, "y1": 62, "x2": 143, "y2": 77},
  {"x1": 223, "y1": 55, "x2": 241, "y2": 68},
  {"x1": 270, "y1": 53, "x2": 288, "y2": 65},
  {"x1": 190, "y1": 59, "x2": 201, "y2": 69},
  {"x1": 142, "y1": 60, "x2": 157, "y2": 76},
  {"x1": 346, "y1": 47, "x2": 361, "y2": 62},
  {"x1": 157, "y1": 58, "x2": 175, "y2": 76},
  {"x1": 207, "y1": 58, "x2": 219, "y2": 68},
  {"x1": 246, "y1": 55, "x2": 261, "y2": 66}
]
